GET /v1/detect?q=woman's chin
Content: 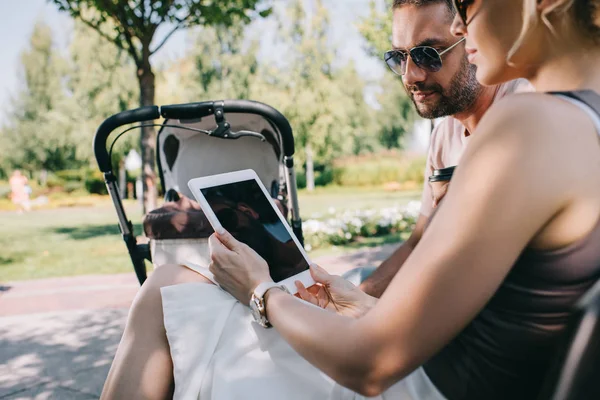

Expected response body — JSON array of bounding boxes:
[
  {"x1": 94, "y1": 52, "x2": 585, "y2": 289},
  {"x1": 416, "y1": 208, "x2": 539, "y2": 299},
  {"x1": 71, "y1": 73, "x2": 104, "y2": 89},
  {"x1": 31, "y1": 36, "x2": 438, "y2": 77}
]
[
  {"x1": 476, "y1": 59, "x2": 523, "y2": 86},
  {"x1": 476, "y1": 66, "x2": 510, "y2": 87}
]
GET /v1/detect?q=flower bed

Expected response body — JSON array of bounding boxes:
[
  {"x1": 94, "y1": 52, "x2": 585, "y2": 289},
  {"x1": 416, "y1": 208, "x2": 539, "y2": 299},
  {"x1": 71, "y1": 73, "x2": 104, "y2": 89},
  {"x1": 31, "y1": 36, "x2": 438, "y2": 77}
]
[{"x1": 302, "y1": 201, "x2": 421, "y2": 251}]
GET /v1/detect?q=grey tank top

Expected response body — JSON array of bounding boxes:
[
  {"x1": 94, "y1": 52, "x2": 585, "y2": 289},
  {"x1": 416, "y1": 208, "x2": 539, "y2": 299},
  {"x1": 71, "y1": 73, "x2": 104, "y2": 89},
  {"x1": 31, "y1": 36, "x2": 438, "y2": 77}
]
[{"x1": 423, "y1": 91, "x2": 600, "y2": 400}]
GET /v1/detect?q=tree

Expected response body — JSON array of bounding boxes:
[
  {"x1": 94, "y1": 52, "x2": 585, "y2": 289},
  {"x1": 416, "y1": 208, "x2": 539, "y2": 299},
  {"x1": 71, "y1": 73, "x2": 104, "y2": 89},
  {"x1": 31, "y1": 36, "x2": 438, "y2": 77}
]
[
  {"x1": 66, "y1": 21, "x2": 139, "y2": 165},
  {"x1": 358, "y1": 0, "x2": 416, "y2": 149},
  {"x1": 158, "y1": 20, "x2": 261, "y2": 104},
  {"x1": 0, "y1": 22, "x2": 82, "y2": 174},
  {"x1": 264, "y1": 0, "x2": 375, "y2": 190},
  {"x1": 51, "y1": 0, "x2": 271, "y2": 213}
]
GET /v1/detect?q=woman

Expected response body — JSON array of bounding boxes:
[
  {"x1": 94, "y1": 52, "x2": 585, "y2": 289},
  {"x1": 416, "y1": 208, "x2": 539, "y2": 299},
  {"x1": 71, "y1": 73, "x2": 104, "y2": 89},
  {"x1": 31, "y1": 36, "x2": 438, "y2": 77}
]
[
  {"x1": 101, "y1": 0, "x2": 600, "y2": 399},
  {"x1": 9, "y1": 170, "x2": 30, "y2": 213}
]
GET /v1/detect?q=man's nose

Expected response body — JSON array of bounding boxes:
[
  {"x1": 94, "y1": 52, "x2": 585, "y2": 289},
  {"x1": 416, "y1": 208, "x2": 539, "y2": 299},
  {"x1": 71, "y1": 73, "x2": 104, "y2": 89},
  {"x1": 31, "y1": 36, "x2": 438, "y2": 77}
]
[{"x1": 402, "y1": 56, "x2": 427, "y2": 87}]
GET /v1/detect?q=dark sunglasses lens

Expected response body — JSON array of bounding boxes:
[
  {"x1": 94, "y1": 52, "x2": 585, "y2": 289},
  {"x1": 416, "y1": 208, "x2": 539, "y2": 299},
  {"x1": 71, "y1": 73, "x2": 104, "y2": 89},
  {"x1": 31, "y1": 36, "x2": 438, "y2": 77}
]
[
  {"x1": 454, "y1": 0, "x2": 469, "y2": 24},
  {"x1": 410, "y1": 47, "x2": 442, "y2": 72},
  {"x1": 384, "y1": 51, "x2": 407, "y2": 75}
]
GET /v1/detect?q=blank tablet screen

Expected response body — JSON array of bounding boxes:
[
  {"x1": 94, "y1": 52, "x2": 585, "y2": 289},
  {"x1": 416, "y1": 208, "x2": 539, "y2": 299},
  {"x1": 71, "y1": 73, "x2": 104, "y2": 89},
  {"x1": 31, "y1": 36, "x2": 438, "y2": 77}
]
[{"x1": 201, "y1": 179, "x2": 309, "y2": 282}]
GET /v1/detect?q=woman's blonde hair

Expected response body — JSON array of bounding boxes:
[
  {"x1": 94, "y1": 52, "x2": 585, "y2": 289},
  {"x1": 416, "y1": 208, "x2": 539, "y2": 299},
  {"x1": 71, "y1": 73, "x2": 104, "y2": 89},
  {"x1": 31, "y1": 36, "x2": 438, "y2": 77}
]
[{"x1": 508, "y1": 0, "x2": 600, "y2": 63}]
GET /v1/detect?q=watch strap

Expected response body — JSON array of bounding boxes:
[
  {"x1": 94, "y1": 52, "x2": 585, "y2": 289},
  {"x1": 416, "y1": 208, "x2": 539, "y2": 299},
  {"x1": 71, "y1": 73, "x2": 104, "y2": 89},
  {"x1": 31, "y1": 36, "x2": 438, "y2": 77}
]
[{"x1": 253, "y1": 281, "x2": 281, "y2": 299}]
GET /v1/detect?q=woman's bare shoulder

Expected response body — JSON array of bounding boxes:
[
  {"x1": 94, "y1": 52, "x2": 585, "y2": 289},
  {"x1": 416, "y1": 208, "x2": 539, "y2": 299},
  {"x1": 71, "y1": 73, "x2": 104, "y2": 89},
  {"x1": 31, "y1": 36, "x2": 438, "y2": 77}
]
[{"x1": 475, "y1": 92, "x2": 594, "y2": 147}]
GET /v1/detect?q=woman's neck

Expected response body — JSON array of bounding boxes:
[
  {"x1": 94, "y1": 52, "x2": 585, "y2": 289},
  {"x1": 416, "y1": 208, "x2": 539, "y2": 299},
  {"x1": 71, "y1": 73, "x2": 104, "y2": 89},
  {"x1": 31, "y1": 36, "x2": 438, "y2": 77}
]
[{"x1": 529, "y1": 47, "x2": 600, "y2": 93}]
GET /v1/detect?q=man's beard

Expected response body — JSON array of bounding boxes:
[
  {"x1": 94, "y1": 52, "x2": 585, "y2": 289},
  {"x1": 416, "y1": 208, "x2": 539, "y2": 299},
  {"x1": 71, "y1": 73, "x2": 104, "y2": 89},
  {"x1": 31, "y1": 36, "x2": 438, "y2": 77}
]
[{"x1": 407, "y1": 57, "x2": 482, "y2": 119}]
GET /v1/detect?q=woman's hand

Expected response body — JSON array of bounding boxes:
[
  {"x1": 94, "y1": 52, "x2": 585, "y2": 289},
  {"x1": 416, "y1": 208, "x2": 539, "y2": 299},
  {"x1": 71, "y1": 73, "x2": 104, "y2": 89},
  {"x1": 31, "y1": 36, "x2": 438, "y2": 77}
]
[
  {"x1": 208, "y1": 230, "x2": 273, "y2": 305},
  {"x1": 296, "y1": 264, "x2": 377, "y2": 318}
]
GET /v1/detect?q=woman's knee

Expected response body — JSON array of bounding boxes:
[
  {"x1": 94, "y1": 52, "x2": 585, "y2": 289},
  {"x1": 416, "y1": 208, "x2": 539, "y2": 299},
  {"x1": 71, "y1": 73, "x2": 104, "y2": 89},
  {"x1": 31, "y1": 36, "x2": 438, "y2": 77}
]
[
  {"x1": 147, "y1": 264, "x2": 212, "y2": 288},
  {"x1": 130, "y1": 264, "x2": 211, "y2": 318}
]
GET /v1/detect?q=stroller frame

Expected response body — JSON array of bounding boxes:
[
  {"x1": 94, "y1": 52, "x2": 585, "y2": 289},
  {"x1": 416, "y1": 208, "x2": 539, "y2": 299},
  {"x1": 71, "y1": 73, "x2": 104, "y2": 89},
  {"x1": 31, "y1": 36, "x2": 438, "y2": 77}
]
[{"x1": 93, "y1": 100, "x2": 303, "y2": 285}]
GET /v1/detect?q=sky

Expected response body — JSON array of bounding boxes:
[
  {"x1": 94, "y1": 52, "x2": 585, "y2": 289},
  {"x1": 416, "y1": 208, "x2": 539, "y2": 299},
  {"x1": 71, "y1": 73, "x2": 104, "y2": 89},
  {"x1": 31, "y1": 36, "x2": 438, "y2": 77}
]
[{"x1": 0, "y1": 0, "x2": 386, "y2": 124}]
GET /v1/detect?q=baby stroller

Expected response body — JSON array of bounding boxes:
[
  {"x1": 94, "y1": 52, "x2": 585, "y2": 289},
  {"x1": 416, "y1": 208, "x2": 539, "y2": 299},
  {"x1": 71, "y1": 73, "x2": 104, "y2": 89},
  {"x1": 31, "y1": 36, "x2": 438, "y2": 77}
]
[{"x1": 93, "y1": 100, "x2": 303, "y2": 285}]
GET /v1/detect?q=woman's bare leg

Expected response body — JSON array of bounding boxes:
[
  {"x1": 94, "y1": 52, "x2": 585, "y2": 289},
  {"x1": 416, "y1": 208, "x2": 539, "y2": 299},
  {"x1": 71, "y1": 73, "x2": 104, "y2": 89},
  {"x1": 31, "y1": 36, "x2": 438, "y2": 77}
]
[{"x1": 101, "y1": 264, "x2": 212, "y2": 400}]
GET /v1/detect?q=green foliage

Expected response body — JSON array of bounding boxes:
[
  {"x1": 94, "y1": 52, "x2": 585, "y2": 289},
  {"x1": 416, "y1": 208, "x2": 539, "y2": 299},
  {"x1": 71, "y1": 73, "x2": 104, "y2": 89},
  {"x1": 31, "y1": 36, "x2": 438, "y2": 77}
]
[
  {"x1": 65, "y1": 21, "x2": 139, "y2": 164},
  {"x1": 55, "y1": 169, "x2": 85, "y2": 182},
  {"x1": 158, "y1": 18, "x2": 261, "y2": 104},
  {"x1": 50, "y1": 0, "x2": 271, "y2": 212},
  {"x1": 50, "y1": 0, "x2": 270, "y2": 70},
  {"x1": 295, "y1": 167, "x2": 335, "y2": 190},
  {"x1": 0, "y1": 181, "x2": 10, "y2": 199},
  {"x1": 357, "y1": 1, "x2": 393, "y2": 58},
  {"x1": 0, "y1": 23, "x2": 84, "y2": 173},
  {"x1": 358, "y1": 1, "x2": 417, "y2": 150},
  {"x1": 84, "y1": 169, "x2": 108, "y2": 195},
  {"x1": 161, "y1": 0, "x2": 381, "y2": 178},
  {"x1": 0, "y1": 1, "x2": 420, "y2": 196},
  {"x1": 332, "y1": 152, "x2": 426, "y2": 187},
  {"x1": 0, "y1": 21, "x2": 139, "y2": 176},
  {"x1": 254, "y1": 0, "x2": 380, "y2": 182}
]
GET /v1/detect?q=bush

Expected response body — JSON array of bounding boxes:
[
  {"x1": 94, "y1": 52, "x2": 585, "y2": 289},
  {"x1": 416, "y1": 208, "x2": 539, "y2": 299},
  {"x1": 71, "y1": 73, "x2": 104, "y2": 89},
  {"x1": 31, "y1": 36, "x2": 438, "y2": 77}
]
[
  {"x1": 302, "y1": 202, "x2": 421, "y2": 251},
  {"x1": 296, "y1": 167, "x2": 335, "y2": 190},
  {"x1": 64, "y1": 181, "x2": 85, "y2": 193},
  {"x1": 45, "y1": 173, "x2": 67, "y2": 189},
  {"x1": 0, "y1": 181, "x2": 10, "y2": 199},
  {"x1": 315, "y1": 167, "x2": 334, "y2": 186},
  {"x1": 55, "y1": 169, "x2": 85, "y2": 182},
  {"x1": 84, "y1": 169, "x2": 108, "y2": 195},
  {"x1": 296, "y1": 171, "x2": 307, "y2": 189},
  {"x1": 331, "y1": 151, "x2": 426, "y2": 187}
]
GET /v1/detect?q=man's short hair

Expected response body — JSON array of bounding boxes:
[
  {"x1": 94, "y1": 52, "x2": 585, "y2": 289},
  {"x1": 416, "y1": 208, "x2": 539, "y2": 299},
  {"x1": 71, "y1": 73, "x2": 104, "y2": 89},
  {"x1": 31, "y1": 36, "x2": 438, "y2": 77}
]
[{"x1": 392, "y1": 0, "x2": 456, "y2": 15}]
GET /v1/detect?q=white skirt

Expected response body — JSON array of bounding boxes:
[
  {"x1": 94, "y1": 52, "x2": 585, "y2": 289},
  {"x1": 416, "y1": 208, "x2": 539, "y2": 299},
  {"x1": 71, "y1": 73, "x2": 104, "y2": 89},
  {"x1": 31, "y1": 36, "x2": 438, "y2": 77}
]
[{"x1": 161, "y1": 282, "x2": 447, "y2": 400}]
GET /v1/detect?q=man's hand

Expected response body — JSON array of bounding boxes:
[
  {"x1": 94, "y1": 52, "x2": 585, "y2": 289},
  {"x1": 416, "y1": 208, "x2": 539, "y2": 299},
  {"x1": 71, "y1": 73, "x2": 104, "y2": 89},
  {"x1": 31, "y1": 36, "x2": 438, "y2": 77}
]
[{"x1": 431, "y1": 181, "x2": 450, "y2": 208}]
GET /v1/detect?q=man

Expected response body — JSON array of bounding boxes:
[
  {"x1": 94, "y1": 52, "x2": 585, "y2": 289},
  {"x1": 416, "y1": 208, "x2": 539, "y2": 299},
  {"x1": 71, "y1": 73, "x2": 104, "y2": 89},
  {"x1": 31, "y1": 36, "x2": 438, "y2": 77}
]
[{"x1": 358, "y1": 0, "x2": 531, "y2": 297}]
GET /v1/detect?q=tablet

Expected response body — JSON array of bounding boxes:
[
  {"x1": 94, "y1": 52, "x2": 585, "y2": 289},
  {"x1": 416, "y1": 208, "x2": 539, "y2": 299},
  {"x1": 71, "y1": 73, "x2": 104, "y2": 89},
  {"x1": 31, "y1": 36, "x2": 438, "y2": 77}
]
[{"x1": 188, "y1": 169, "x2": 314, "y2": 294}]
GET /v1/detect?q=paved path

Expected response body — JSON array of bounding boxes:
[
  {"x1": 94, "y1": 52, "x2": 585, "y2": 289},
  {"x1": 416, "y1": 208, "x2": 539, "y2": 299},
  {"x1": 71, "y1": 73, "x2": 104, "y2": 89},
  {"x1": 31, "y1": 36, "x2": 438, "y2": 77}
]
[{"x1": 0, "y1": 244, "x2": 397, "y2": 399}]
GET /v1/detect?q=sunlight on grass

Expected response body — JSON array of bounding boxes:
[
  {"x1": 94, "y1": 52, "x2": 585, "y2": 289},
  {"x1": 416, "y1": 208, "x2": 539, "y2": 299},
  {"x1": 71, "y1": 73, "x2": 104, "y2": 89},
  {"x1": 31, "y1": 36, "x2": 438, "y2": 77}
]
[
  {"x1": 0, "y1": 202, "x2": 144, "y2": 281},
  {"x1": 0, "y1": 188, "x2": 420, "y2": 281}
]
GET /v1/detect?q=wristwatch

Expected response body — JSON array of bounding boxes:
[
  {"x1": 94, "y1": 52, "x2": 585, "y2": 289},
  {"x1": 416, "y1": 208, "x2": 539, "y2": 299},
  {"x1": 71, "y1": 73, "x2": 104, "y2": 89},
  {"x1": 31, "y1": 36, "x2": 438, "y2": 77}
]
[{"x1": 250, "y1": 282, "x2": 289, "y2": 328}]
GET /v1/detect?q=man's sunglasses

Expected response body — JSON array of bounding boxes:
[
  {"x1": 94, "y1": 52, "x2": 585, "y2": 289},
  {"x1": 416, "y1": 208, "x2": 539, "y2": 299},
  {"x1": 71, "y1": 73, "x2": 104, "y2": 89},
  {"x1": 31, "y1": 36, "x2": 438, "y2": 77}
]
[
  {"x1": 384, "y1": 37, "x2": 465, "y2": 76},
  {"x1": 453, "y1": 0, "x2": 473, "y2": 25}
]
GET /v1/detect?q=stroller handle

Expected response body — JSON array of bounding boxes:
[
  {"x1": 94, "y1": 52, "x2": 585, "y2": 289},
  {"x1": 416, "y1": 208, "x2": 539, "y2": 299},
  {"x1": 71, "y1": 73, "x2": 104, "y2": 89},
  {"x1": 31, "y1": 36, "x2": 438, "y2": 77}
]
[
  {"x1": 94, "y1": 100, "x2": 295, "y2": 173},
  {"x1": 160, "y1": 100, "x2": 295, "y2": 157},
  {"x1": 94, "y1": 105, "x2": 161, "y2": 172}
]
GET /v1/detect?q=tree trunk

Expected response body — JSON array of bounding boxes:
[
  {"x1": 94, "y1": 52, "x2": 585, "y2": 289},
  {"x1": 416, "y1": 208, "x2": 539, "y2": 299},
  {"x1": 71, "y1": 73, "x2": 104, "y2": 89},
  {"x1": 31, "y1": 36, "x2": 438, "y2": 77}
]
[
  {"x1": 138, "y1": 62, "x2": 157, "y2": 214},
  {"x1": 118, "y1": 159, "x2": 127, "y2": 199},
  {"x1": 305, "y1": 144, "x2": 315, "y2": 192}
]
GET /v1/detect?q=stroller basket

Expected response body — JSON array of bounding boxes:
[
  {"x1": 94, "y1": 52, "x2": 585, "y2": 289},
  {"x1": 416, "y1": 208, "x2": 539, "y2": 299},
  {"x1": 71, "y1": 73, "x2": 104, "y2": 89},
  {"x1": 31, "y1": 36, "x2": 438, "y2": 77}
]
[{"x1": 94, "y1": 100, "x2": 303, "y2": 285}]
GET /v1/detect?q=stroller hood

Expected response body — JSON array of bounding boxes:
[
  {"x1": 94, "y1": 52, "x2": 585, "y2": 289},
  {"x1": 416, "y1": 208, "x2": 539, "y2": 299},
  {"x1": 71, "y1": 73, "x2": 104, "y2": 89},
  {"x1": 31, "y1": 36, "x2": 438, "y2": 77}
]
[{"x1": 158, "y1": 112, "x2": 283, "y2": 200}]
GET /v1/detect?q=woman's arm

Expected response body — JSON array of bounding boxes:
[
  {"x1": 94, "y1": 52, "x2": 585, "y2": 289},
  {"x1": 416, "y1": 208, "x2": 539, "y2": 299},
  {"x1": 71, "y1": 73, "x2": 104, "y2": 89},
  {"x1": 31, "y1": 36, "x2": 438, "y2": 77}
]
[{"x1": 211, "y1": 94, "x2": 580, "y2": 396}]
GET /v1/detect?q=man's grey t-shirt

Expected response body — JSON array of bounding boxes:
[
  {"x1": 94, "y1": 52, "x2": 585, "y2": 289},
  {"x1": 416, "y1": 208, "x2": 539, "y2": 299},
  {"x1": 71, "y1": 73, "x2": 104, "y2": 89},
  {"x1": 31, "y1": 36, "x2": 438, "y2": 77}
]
[{"x1": 419, "y1": 79, "x2": 533, "y2": 217}]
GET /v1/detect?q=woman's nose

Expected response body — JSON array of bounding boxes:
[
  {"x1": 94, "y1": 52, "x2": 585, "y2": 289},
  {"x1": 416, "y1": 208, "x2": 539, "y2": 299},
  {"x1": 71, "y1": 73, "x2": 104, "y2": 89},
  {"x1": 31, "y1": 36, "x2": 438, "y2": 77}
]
[{"x1": 450, "y1": 12, "x2": 466, "y2": 38}]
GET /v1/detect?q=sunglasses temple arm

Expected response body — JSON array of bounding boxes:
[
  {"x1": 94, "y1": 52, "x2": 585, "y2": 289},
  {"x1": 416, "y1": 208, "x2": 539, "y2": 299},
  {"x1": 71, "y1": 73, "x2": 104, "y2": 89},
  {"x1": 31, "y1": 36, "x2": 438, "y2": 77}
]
[{"x1": 439, "y1": 37, "x2": 466, "y2": 56}]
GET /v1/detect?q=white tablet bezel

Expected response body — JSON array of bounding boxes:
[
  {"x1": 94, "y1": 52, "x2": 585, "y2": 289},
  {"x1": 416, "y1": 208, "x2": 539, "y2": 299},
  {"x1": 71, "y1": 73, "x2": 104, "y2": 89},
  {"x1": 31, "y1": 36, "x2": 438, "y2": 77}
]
[{"x1": 188, "y1": 169, "x2": 314, "y2": 294}]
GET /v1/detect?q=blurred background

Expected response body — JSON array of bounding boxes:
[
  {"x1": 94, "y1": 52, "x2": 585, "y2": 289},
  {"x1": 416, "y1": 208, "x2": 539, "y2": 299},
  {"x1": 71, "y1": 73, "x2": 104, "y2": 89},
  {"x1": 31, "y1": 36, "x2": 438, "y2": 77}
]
[
  {"x1": 0, "y1": 0, "x2": 431, "y2": 281},
  {"x1": 0, "y1": 2, "x2": 436, "y2": 397}
]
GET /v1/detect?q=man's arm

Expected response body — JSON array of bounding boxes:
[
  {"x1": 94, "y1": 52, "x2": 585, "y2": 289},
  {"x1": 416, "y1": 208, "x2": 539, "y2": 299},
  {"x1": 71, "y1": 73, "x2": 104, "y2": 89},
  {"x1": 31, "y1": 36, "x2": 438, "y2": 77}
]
[{"x1": 359, "y1": 213, "x2": 428, "y2": 298}]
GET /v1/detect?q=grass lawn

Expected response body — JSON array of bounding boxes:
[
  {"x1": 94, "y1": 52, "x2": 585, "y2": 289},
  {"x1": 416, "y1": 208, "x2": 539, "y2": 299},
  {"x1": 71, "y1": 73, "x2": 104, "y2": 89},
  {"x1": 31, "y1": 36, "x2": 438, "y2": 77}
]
[{"x1": 0, "y1": 188, "x2": 420, "y2": 281}]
